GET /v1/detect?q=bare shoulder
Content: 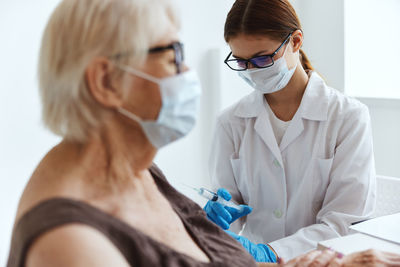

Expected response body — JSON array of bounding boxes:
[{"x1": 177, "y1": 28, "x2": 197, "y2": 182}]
[
  {"x1": 15, "y1": 144, "x2": 83, "y2": 222},
  {"x1": 26, "y1": 224, "x2": 130, "y2": 267}
]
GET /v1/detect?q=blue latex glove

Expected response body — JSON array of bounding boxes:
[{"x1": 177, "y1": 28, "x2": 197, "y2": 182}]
[
  {"x1": 203, "y1": 188, "x2": 252, "y2": 230},
  {"x1": 225, "y1": 230, "x2": 277, "y2": 263}
]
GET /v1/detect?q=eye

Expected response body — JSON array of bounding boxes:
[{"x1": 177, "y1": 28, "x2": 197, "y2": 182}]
[
  {"x1": 251, "y1": 55, "x2": 273, "y2": 67},
  {"x1": 236, "y1": 59, "x2": 247, "y2": 69},
  {"x1": 166, "y1": 51, "x2": 176, "y2": 64}
]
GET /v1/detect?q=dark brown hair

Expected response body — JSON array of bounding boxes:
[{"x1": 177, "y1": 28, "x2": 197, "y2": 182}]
[{"x1": 224, "y1": 0, "x2": 313, "y2": 71}]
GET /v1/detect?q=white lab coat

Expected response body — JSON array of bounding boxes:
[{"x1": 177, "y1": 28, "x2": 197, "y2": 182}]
[{"x1": 209, "y1": 72, "x2": 376, "y2": 260}]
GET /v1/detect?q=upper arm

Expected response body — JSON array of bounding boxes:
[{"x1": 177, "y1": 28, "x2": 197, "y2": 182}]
[
  {"x1": 318, "y1": 104, "x2": 376, "y2": 229},
  {"x1": 26, "y1": 224, "x2": 130, "y2": 267},
  {"x1": 335, "y1": 104, "x2": 373, "y2": 158},
  {"x1": 330, "y1": 104, "x2": 375, "y2": 190}
]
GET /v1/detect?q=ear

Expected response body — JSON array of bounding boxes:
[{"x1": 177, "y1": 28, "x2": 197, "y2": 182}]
[
  {"x1": 291, "y1": 29, "x2": 303, "y2": 53},
  {"x1": 85, "y1": 57, "x2": 123, "y2": 108}
]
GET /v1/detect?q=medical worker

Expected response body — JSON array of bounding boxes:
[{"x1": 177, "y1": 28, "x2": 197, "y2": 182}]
[{"x1": 204, "y1": 0, "x2": 376, "y2": 262}]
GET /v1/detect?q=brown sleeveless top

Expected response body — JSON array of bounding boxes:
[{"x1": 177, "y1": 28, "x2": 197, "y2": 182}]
[{"x1": 7, "y1": 164, "x2": 256, "y2": 267}]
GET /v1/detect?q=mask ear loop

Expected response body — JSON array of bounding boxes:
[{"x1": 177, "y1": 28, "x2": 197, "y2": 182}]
[
  {"x1": 116, "y1": 64, "x2": 161, "y2": 85},
  {"x1": 118, "y1": 107, "x2": 143, "y2": 123},
  {"x1": 282, "y1": 37, "x2": 299, "y2": 71},
  {"x1": 114, "y1": 64, "x2": 164, "y2": 123},
  {"x1": 113, "y1": 65, "x2": 156, "y2": 123}
]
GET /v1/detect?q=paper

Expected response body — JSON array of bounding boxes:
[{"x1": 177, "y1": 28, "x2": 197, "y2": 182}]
[
  {"x1": 350, "y1": 213, "x2": 400, "y2": 245},
  {"x1": 318, "y1": 233, "x2": 400, "y2": 255}
]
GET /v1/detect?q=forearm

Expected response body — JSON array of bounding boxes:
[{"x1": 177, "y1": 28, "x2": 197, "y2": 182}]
[{"x1": 269, "y1": 222, "x2": 339, "y2": 259}]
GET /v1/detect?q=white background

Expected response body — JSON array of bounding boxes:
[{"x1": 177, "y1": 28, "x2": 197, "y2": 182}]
[
  {"x1": 345, "y1": 0, "x2": 400, "y2": 99},
  {"x1": 1, "y1": 0, "x2": 399, "y2": 265}
]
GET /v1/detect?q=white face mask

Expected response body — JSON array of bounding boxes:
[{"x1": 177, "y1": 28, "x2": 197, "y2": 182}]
[
  {"x1": 238, "y1": 44, "x2": 297, "y2": 94},
  {"x1": 117, "y1": 65, "x2": 201, "y2": 148}
]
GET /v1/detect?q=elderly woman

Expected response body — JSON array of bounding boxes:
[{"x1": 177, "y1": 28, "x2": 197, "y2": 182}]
[{"x1": 6, "y1": 0, "x2": 257, "y2": 266}]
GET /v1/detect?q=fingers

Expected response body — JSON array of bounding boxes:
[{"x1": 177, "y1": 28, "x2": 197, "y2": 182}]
[
  {"x1": 217, "y1": 188, "x2": 253, "y2": 218},
  {"x1": 308, "y1": 249, "x2": 337, "y2": 267},
  {"x1": 285, "y1": 250, "x2": 343, "y2": 267},
  {"x1": 207, "y1": 208, "x2": 230, "y2": 229},
  {"x1": 382, "y1": 251, "x2": 400, "y2": 265},
  {"x1": 279, "y1": 250, "x2": 344, "y2": 267},
  {"x1": 296, "y1": 250, "x2": 323, "y2": 267},
  {"x1": 211, "y1": 201, "x2": 232, "y2": 222},
  {"x1": 342, "y1": 249, "x2": 400, "y2": 266},
  {"x1": 240, "y1": 205, "x2": 253, "y2": 215},
  {"x1": 282, "y1": 250, "x2": 320, "y2": 267},
  {"x1": 326, "y1": 257, "x2": 343, "y2": 267},
  {"x1": 217, "y1": 188, "x2": 232, "y2": 201},
  {"x1": 226, "y1": 204, "x2": 252, "y2": 218}
]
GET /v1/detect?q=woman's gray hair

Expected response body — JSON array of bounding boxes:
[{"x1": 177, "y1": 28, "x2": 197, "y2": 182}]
[{"x1": 39, "y1": 0, "x2": 179, "y2": 142}]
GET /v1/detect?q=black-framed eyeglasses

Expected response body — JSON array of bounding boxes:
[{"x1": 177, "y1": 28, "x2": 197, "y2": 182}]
[
  {"x1": 149, "y1": 41, "x2": 184, "y2": 74},
  {"x1": 110, "y1": 41, "x2": 184, "y2": 74},
  {"x1": 224, "y1": 33, "x2": 292, "y2": 71}
]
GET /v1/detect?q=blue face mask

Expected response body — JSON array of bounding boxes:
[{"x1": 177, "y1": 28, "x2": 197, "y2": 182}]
[{"x1": 117, "y1": 65, "x2": 201, "y2": 148}]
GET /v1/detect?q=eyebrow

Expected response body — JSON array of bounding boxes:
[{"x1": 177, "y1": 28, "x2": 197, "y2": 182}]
[{"x1": 232, "y1": 49, "x2": 273, "y2": 60}]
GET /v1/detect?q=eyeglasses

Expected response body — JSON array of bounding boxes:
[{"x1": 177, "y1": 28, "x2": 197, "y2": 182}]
[
  {"x1": 111, "y1": 41, "x2": 184, "y2": 74},
  {"x1": 224, "y1": 33, "x2": 292, "y2": 71},
  {"x1": 149, "y1": 41, "x2": 184, "y2": 74}
]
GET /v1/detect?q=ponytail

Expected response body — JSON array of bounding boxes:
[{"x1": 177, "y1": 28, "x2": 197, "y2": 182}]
[{"x1": 299, "y1": 49, "x2": 313, "y2": 71}]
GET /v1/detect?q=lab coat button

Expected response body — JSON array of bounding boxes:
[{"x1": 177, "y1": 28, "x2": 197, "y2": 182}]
[
  {"x1": 273, "y1": 159, "x2": 280, "y2": 167},
  {"x1": 274, "y1": 209, "x2": 283, "y2": 218}
]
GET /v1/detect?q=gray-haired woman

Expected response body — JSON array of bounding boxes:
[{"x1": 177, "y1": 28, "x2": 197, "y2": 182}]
[{"x1": 6, "y1": 0, "x2": 256, "y2": 266}]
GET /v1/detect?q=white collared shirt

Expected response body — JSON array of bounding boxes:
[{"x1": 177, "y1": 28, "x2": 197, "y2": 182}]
[{"x1": 209, "y1": 71, "x2": 376, "y2": 260}]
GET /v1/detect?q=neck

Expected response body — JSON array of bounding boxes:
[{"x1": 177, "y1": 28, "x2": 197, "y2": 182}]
[
  {"x1": 265, "y1": 65, "x2": 309, "y2": 106},
  {"x1": 65, "y1": 113, "x2": 157, "y2": 192}
]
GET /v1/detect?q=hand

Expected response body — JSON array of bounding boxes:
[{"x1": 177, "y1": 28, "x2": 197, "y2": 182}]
[
  {"x1": 225, "y1": 230, "x2": 277, "y2": 263},
  {"x1": 279, "y1": 249, "x2": 342, "y2": 267},
  {"x1": 203, "y1": 188, "x2": 252, "y2": 230},
  {"x1": 341, "y1": 249, "x2": 400, "y2": 267}
]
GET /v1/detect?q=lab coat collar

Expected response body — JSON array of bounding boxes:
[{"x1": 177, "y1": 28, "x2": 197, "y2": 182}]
[
  {"x1": 233, "y1": 71, "x2": 330, "y2": 122},
  {"x1": 233, "y1": 90, "x2": 264, "y2": 118},
  {"x1": 299, "y1": 71, "x2": 329, "y2": 122}
]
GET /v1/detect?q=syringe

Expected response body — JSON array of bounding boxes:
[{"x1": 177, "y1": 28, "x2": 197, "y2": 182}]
[{"x1": 183, "y1": 184, "x2": 244, "y2": 212}]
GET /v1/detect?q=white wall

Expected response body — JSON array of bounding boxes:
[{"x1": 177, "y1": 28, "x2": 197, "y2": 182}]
[
  {"x1": 292, "y1": 0, "x2": 345, "y2": 91},
  {"x1": 357, "y1": 98, "x2": 400, "y2": 177},
  {"x1": 345, "y1": 0, "x2": 400, "y2": 99},
  {"x1": 0, "y1": 1, "x2": 62, "y2": 264}
]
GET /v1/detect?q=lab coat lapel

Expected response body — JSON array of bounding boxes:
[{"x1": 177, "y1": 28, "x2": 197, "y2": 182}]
[
  {"x1": 279, "y1": 71, "x2": 329, "y2": 152},
  {"x1": 234, "y1": 90, "x2": 284, "y2": 165},
  {"x1": 254, "y1": 103, "x2": 283, "y2": 166},
  {"x1": 279, "y1": 112, "x2": 304, "y2": 152}
]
